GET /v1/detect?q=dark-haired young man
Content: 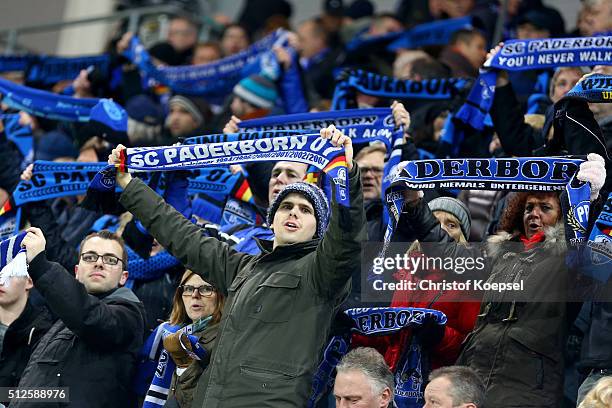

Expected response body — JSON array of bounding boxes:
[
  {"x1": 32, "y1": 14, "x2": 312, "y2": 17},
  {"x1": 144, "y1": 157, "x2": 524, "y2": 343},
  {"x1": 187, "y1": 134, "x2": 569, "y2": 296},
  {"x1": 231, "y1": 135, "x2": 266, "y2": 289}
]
[{"x1": 16, "y1": 229, "x2": 145, "y2": 408}]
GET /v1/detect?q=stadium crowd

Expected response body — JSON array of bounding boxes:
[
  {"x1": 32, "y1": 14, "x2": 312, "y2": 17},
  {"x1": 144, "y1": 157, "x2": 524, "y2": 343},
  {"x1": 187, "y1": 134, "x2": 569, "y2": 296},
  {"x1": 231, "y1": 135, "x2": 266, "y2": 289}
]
[{"x1": 0, "y1": 0, "x2": 611, "y2": 407}]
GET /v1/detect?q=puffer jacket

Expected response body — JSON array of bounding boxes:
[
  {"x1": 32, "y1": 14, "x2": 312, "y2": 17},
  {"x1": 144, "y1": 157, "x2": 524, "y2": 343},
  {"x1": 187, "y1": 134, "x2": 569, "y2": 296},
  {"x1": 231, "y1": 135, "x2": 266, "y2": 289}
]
[{"x1": 118, "y1": 164, "x2": 365, "y2": 407}]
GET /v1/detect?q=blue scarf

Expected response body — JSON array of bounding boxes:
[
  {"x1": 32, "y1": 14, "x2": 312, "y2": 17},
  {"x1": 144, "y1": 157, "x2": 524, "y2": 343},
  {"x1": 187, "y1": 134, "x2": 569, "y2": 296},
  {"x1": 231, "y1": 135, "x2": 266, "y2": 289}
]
[
  {"x1": 124, "y1": 247, "x2": 181, "y2": 288},
  {"x1": 240, "y1": 113, "x2": 395, "y2": 228},
  {"x1": 332, "y1": 69, "x2": 469, "y2": 110},
  {"x1": 387, "y1": 16, "x2": 472, "y2": 51},
  {"x1": 561, "y1": 172, "x2": 592, "y2": 249},
  {"x1": 90, "y1": 135, "x2": 350, "y2": 209},
  {"x1": 219, "y1": 198, "x2": 262, "y2": 228},
  {"x1": 238, "y1": 110, "x2": 403, "y2": 228},
  {"x1": 584, "y1": 192, "x2": 612, "y2": 282},
  {"x1": 308, "y1": 307, "x2": 447, "y2": 408},
  {"x1": 456, "y1": 36, "x2": 612, "y2": 130},
  {"x1": 0, "y1": 55, "x2": 35, "y2": 72},
  {"x1": 12, "y1": 161, "x2": 106, "y2": 206},
  {"x1": 10, "y1": 161, "x2": 251, "y2": 206},
  {"x1": 0, "y1": 77, "x2": 127, "y2": 131},
  {"x1": 0, "y1": 231, "x2": 27, "y2": 286},
  {"x1": 140, "y1": 318, "x2": 211, "y2": 408},
  {"x1": 124, "y1": 30, "x2": 285, "y2": 98},
  {"x1": 140, "y1": 323, "x2": 180, "y2": 408},
  {"x1": 564, "y1": 73, "x2": 612, "y2": 102},
  {"x1": 2, "y1": 113, "x2": 33, "y2": 165},
  {"x1": 0, "y1": 206, "x2": 22, "y2": 241},
  {"x1": 184, "y1": 130, "x2": 302, "y2": 146},
  {"x1": 25, "y1": 54, "x2": 110, "y2": 85},
  {"x1": 383, "y1": 157, "x2": 584, "y2": 243},
  {"x1": 238, "y1": 108, "x2": 398, "y2": 149},
  {"x1": 345, "y1": 29, "x2": 403, "y2": 53},
  {"x1": 0, "y1": 54, "x2": 109, "y2": 84}
]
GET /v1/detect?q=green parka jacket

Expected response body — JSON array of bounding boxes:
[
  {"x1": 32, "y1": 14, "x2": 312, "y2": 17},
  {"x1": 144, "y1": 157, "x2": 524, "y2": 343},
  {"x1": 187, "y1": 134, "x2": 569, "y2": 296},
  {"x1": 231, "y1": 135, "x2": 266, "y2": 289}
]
[{"x1": 119, "y1": 164, "x2": 365, "y2": 407}]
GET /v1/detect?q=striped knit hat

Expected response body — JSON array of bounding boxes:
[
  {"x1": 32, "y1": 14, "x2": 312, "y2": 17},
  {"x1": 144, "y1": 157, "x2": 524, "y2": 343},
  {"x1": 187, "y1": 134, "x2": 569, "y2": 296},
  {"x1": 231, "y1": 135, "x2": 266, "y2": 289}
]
[
  {"x1": 233, "y1": 74, "x2": 278, "y2": 109},
  {"x1": 267, "y1": 182, "x2": 330, "y2": 239}
]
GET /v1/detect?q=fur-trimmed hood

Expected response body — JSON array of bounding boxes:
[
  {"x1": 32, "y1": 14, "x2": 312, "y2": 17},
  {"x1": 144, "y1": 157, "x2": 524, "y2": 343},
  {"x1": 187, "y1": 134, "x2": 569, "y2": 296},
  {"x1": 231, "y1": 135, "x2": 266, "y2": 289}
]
[{"x1": 486, "y1": 222, "x2": 566, "y2": 258}]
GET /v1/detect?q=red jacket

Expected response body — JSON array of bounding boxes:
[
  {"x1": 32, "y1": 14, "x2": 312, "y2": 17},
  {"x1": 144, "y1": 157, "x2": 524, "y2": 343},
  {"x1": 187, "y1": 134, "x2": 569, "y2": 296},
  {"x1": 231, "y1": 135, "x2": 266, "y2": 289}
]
[{"x1": 352, "y1": 256, "x2": 480, "y2": 371}]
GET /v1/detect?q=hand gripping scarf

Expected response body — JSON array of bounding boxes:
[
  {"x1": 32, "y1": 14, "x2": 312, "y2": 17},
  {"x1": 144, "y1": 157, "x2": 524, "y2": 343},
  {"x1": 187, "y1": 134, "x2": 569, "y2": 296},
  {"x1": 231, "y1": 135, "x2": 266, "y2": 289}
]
[
  {"x1": 456, "y1": 36, "x2": 612, "y2": 130},
  {"x1": 308, "y1": 307, "x2": 447, "y2": 408},
  {"x1": 123, "y1": 30, "x2": 286, "y2": 97},
  {"x1": 0, "y1": 77, "x2": 126, "y2": 132},
  {"x1": 238, "y1": 109, "x2": 403, "y2": 227},
  {"x1": 331, "y1": 69, "x2": 470, "y2": 110}
]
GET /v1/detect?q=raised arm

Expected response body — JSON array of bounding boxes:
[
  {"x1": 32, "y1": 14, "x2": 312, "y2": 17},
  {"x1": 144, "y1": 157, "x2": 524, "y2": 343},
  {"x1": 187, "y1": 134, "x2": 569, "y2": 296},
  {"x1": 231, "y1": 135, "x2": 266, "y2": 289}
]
[
  {"x1": 311, "y1": 127, "x2": 367, "y2": 299},
  {"x1": 487, "y1": 42, "x2": 543, "y2": 157},
  {"x1": 110, "y1": 146, "x2": 251, "y2": 294},
  {"x1": 21, "y1": 227, "x2": 144, "y2": 351}
]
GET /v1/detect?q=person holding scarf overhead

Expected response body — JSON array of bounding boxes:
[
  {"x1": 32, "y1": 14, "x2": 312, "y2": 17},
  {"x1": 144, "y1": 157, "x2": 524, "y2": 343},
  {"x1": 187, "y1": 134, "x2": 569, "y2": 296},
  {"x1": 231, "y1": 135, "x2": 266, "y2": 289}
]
[
  {"x1": 107, "y1": 125, "x2": 366, "y2": 407},
  {"x1": 393, "y1": 154, "x2": 606, "y2": 406}
]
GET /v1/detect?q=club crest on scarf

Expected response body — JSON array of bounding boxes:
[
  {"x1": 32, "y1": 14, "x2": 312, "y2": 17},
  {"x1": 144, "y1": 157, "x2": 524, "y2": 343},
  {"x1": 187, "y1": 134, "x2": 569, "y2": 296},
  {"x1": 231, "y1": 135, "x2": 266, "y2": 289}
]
[{"x1": 583, "y1": 192, "x2": 612, "y2": 281}]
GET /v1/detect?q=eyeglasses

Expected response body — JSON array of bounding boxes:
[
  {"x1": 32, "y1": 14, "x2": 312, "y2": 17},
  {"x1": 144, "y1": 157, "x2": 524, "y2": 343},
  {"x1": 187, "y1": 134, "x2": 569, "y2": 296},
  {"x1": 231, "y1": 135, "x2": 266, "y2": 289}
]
[
  {"x1": 360, "y1": 166, "x2": 384, "y2": 175},
  {"x1": 80, "y1": 252, "x2": 123, "y2": 266},
  {"x1": 180, "y1": 284, "x2": 216, "y2": 297}
]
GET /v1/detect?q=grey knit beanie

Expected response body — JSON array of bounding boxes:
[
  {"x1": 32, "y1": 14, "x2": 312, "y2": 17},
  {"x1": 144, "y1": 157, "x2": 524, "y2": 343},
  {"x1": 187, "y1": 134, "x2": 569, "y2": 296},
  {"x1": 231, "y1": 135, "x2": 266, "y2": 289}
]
[
  {"x1": 267, "y1": 182, "x2": 330, "y2": 239},
  {"x1": 428, "y1": 197, "x2": 471, "y2": 239}
]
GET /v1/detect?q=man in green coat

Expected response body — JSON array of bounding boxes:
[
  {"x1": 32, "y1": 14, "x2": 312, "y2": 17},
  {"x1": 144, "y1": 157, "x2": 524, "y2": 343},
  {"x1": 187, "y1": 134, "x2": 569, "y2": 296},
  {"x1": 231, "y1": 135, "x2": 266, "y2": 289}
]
[{"x1": 109, "y1": 125, "x2": 366, "y2": 407}]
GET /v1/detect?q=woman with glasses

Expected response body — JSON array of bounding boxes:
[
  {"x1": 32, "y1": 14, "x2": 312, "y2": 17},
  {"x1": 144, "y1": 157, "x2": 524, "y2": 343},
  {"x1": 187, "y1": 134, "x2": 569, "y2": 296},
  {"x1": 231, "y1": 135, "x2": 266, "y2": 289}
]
[{"x1": 136, "y1": 270, "x2": 224, "y2": 408}]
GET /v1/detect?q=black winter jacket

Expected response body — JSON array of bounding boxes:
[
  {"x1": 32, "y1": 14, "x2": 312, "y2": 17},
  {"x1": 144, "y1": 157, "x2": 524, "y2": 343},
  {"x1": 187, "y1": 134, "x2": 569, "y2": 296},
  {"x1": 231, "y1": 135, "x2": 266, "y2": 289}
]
[
  {"x1": 0, "y1": 300, "x2": 55, "y2": 388},
  {"x1": 13, "y1": 252, "x2": 146, "y2": 408},
  {"x1": 579, "y1": 297, "x2": 612, "y2": 372}
]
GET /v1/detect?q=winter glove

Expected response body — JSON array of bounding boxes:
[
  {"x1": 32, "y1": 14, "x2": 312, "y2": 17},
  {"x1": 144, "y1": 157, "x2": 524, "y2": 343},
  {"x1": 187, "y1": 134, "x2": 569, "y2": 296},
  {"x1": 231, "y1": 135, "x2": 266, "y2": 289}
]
[
  {"x1": 414, "y1": 313, "x2": 445, "y2": 347},
  {"x1": 163, "y1": 331, "x2": 193, "y2": 368},
  {"x1": 577, "y1": 153, "x2": 606, "y2": 201}
]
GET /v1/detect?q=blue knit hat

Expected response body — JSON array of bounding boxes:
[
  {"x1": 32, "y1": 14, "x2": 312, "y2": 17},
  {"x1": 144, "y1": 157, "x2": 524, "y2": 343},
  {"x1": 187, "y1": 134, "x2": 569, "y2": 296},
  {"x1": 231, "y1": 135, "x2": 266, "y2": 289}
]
[
  {"x1": 267, "y1": 182, "x2": 330, "y2": 239},
  {"x1": 233, "y1": 73, "x2": 278, "y2": 109}
]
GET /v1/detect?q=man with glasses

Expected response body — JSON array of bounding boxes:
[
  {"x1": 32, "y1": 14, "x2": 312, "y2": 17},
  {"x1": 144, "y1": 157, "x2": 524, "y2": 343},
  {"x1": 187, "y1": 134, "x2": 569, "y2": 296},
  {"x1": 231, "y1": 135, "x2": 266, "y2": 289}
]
[{"x1": 15, "y1": 228, "x2": 145, "y2": 408}]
